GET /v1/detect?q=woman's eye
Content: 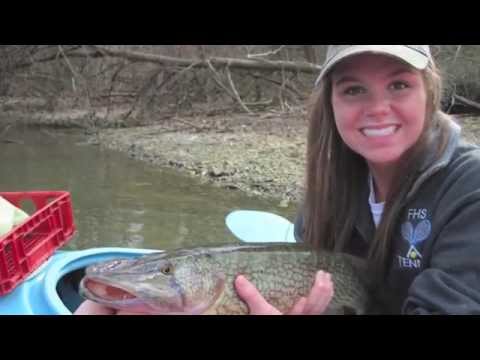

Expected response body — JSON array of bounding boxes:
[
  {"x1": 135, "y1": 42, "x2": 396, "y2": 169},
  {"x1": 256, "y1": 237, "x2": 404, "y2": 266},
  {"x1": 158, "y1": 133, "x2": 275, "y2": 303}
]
[
  {"x1": 390, "y1": 81, "x2": 409, "y2": 91},
  {"x1": 343, "y1": 86, "x2": 365, "y2": 96}
]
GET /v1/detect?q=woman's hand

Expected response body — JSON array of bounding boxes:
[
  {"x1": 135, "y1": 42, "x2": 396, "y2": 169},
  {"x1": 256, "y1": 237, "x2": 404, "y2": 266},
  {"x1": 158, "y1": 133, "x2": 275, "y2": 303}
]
[
  {"x1": 234, "y1": 271, "x2": 334, "y2": 315},
  {"x1": 74, "y1": 300, "x2": 117, "y2": 315}
]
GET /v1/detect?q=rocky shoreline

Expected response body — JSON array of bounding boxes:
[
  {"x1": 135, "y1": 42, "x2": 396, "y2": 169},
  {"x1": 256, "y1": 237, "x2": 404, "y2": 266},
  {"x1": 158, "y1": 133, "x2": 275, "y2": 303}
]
[{"x1": 98, "y1": 111, "x2": 309, "y2": 206}]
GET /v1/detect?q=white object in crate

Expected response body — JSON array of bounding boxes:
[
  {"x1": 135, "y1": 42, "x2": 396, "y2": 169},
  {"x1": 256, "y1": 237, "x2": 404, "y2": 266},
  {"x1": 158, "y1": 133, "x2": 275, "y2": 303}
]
[{"x1": 0, "y1": 196, "x2": 29, "y2": 237}]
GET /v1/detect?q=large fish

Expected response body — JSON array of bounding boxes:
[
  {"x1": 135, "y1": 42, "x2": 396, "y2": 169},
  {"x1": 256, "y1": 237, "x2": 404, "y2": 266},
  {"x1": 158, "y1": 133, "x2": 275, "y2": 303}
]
[{"x1": 79, "y1": 244, "x2": 370, "y2": 315}]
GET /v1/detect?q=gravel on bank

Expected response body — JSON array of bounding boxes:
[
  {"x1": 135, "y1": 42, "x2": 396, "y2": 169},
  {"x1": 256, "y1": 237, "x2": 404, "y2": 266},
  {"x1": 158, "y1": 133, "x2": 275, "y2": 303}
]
[{"x1": 98, "y1": 113, "x2": 309, "y2": 206}]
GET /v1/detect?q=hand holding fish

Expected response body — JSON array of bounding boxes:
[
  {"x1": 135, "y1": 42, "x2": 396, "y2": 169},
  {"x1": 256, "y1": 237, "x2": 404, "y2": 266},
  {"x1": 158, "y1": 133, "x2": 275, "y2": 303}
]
[{"x1": 235, "y1": 270, "x2": 334, "y2": 315}]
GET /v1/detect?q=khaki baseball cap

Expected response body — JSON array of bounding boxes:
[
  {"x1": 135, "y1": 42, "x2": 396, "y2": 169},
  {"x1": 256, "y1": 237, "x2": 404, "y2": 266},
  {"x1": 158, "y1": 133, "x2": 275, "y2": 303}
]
[{"x1": 315, "y1": 45, "x2": 432, "y2": 86}]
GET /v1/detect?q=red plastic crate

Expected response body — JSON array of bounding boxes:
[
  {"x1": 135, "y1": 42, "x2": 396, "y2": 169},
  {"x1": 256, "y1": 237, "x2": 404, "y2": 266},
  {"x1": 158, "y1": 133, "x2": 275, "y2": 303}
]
[{"x1": 0, "y1": 191, "x2": 76, "y2": 296}]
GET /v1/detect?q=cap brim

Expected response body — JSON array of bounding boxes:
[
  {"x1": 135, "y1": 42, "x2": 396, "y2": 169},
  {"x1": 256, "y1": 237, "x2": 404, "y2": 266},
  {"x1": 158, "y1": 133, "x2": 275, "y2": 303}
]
[{"x1": 315, "y1": 45, "x2": 430, "y2": 86}]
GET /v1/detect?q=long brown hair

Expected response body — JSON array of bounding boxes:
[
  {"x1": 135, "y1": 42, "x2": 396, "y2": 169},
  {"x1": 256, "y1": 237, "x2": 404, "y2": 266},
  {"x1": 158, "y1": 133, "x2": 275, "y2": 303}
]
[{"x1": 303, "y1": 58, "x2": 451, "y2": 283}]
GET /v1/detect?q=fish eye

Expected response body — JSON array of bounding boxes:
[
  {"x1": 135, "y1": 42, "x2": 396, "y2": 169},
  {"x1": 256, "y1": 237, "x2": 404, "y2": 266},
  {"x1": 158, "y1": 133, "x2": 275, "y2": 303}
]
[{"x1": 161, "y1": 264, "x2": 173, "y2": 275}]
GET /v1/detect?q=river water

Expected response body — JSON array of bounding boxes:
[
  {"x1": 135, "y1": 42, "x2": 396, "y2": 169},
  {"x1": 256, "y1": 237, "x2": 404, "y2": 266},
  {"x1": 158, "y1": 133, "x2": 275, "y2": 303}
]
[{"x1": 1, "y1": 126, "x2": 296, "y2": 251}]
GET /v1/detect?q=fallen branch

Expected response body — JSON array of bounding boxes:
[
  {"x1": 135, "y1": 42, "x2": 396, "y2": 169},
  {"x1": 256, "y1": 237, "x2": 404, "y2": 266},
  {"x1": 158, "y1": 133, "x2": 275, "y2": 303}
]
[
  {"x1": 453, "y1": 94, "x2": 480, "y2": 112},
  {"x1": 25, "y1": 45, "x2": 322, "y2": 75}
]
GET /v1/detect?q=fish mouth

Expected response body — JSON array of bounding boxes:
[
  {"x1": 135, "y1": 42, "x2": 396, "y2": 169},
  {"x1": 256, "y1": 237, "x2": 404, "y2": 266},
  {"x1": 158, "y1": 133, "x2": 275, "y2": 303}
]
[
  {"x1": 82, "y1": 278, "x2": 137, "y2": 301},
  {"x1": 79, "y1": 277, "x2": 157, "y2": 314},
  {"x1": 79, "y1": 277, "x2": 192, "y2": 315}
]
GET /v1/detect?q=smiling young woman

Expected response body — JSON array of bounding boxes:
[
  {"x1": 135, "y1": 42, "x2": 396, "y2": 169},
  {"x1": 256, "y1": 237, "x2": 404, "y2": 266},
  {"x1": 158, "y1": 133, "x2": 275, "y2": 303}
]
[{"x1": 236, "y1": 45, "x2": 480, "y2": 315}]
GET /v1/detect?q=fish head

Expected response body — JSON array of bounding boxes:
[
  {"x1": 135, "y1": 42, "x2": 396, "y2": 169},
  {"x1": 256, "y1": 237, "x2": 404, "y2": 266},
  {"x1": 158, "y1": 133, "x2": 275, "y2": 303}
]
[{"x1": 79, "y1": 250, "x2": 226, "y2": 315}]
